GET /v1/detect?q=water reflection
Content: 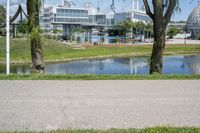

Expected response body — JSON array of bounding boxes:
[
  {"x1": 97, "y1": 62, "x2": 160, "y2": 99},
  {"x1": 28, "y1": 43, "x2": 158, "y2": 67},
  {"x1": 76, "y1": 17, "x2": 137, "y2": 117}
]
[
  {"x1": 185, "y1": 56, "x2": 200, "y2": 74},
  {"x1": 0, "y1": 55, "x2": 200, "y2": 75}
]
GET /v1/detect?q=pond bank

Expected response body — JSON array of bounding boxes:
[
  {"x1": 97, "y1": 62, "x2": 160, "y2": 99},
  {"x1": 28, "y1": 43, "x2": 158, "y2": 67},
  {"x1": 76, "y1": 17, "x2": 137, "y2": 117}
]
[
  {"x1": 0, "y1": 52, "x2": 199, "y2": 65},
  {"x1": 0, "y1": 74, "x2": 200, "y2": 80},
  {"x1": 0, "y1": 37, "x2": 200, "y2": 65}
]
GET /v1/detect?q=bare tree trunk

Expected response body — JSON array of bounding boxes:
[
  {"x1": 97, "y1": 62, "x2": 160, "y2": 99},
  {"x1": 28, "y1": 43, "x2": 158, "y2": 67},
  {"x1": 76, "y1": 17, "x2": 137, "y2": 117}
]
[
  {"x1": 30, "y1": 37, "x2": 44, "y2": 72},
  {"x1": 150, "y1": 26, "x2": 166, "y2": 74},
  {"x1": 149, "y1": 0, "x2": 165, "y2": 74},
  {"x1": 27, "y1": 0, "x2": 45, "y2": 73},
  {"x1": 143, "y1": 0, "x2": 176, "y2": 74}
]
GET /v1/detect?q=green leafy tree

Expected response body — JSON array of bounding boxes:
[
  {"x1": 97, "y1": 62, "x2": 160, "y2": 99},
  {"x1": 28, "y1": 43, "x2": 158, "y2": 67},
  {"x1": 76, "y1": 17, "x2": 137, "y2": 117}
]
[
  {"x1": 85, "y1": 36, "x2": 88, "y2": 43},
  {"x1": 135, "y1": 21, "x2": 145, "y2": 34},
  {"x1": 18, "y1": 21, "x2": 29, "y2": 34},
  {"x1": 53, "y1": 29, "x2": 62, "y2": 34},
  {"x1": 101, "y1": 36, "x2": 105, "y2": 44},
  {"x1": 167, "y1": 27, "x2": 179, "y2": 38},
  {"x1": 196, "y1": 34, "x2": 200, "y2": 40},
  {"x1": 77, "y1": 36, "x2": 81, "y2": 43},
  {"x1": 115, "y1": 36, "x2": 121, "y2": 44},
  {"x1": 72, "y1": 35, "x2": 75, "y2": 42},
  {"x1": 144, "y1": 23, "x2": 153, "y2": 38},
  {"x1": 117, "y1": 19, "x2": 133, "y2": 43},
  {"x1": 66, "y1": 35, "x2": 70, "y2": 41},
  {"x1": 0, "y1": 5, "x2": 6, "y2": 27}
]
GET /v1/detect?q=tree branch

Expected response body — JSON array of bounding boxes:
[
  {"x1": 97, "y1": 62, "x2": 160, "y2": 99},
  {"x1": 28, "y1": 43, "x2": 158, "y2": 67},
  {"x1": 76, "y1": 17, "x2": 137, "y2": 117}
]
[
  {"x1": 143, "y1": 0, "x2": 154, "y2": 20},
  {"x1": 164, "y1": 0, "x2": 176, "y2": 25}
]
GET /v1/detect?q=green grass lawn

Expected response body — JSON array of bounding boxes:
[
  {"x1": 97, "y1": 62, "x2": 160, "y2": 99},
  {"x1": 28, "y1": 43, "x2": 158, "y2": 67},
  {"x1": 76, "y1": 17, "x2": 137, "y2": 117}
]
[
  {"x1": 0, "y1": 74, "x2": 200, "y2": 80},
  {"x1": 0, "y1": 37, "x2": 200, "y2": 64},
  {"x1": 1, "y1": 127, "x2": 200, "y2": 133}
]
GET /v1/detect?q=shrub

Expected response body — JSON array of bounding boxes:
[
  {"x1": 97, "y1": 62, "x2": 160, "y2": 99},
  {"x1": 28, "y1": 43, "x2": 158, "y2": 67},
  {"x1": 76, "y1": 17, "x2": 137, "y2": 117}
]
[
  {"x1": 167, "y1": 27, "x2": 179, "y2": 38},
  {"x1": 101, "y1": 36, "x2": 105, "y2": 44},
  {"x1": 85, "y1": 36, "x2": 88, "y2": 43},
  {"x1": 0, "y1": 28, "x2": 5, "y2": 36},
  {"x1": 93, "y1": 42, "x2": 98, "y2": 45},
  {"x1": 116, "y1": 36, "x2": 121, "y2": 44},
  {"x1": 196, "y1": 34, "x2": 200, "y2": 40},
  {"x1": 66, "y1": 35, "x2": 71, "y2": 41},
  {"x1": 77, "y1": 36, "x2": 81, "y2": 43},
  {"x1": 72, "y1": 35, "x2": 75, "y2": 42}
]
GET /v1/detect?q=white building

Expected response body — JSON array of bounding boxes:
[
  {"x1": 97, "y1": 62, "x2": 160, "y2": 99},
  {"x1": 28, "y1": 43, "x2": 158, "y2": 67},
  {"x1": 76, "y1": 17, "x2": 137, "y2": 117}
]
[
  {"x1": 40, "y1": 0, "x2": 151, "y2": 36},
  {"x1": 114, "y1": 0, "x2": 151, "y2": 25},
  {"x1": 187, "y1": 4, "x2": 200, "y2": 38},
  {"x1": 40, "y1": 0, "x2": 114, "y2": 33}
]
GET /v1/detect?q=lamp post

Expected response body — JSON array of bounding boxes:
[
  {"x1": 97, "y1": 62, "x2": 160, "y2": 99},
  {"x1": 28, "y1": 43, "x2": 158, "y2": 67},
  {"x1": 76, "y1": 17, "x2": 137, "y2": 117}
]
[{"x1": 6, "y1": 0, "x2": 10, "y2": 75}]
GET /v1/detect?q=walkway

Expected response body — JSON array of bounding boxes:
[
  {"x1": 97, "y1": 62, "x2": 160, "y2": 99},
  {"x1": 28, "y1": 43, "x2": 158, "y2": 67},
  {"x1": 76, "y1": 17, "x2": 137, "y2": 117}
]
[{"x1": 0, "y1": 80, "x2": 200, "y2": 131}]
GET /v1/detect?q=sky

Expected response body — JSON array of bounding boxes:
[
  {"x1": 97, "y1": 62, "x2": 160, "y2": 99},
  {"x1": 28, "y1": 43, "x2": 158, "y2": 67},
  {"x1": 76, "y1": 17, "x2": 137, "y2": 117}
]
[{"x1": 0, "y1": 0, "x2": 199, "y2": 21}]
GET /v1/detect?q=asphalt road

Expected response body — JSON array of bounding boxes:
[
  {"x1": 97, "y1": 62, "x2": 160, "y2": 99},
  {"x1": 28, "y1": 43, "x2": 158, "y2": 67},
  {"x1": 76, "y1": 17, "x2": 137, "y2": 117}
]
[{"x1": 0, "y1": 80, "x2": 200, "y2": 131}]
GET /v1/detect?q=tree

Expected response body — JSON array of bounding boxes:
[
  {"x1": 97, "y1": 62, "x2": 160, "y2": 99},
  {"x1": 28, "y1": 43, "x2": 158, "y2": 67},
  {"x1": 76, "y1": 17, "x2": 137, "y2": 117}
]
[
  {"x1": 143, "y1": 0, "x2": 178, "y2": 74},
  {"x1": 18, "y1": 21, "x2": 29, "y2": 34},
  {"x1": 0, "y1": 5, "x2": 6, "y2": 27},
  {"x1": 144, "y1": 23, "x2": 153, "y2": 38},
  {"x1": 167, "y1": 27, "x2": 179, "y2": 38},
  {"x1": 100, "y1": 36, "x2": 105, "y2": 44},
  {"x1": 135, "y1": 21, "x2": 145, "y2": 34},
  {"x1": 77, "y1": 36, "x2": 81, "y2": 43},
  {"x1": 85, "y1": 36, "x2": 88, "y2": 43},
  {"x1": 0, "y1": 6, "x2": 6, "y2": 36},
  {"x1": 196, "y1": 34, "x2": 200, "y2": 40},
  {"x1": 27, "y1": 0, "x2": 45, "y2": 73},
  {"x1": 117, "y1": 19, "x2": 133, "y2": 43}
]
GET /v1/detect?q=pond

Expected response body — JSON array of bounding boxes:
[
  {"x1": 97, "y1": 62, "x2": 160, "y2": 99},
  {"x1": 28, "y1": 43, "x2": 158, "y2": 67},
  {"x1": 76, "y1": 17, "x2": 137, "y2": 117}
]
[{"x1": 0, "y1": 55, "x2": 200, "y2": 75}]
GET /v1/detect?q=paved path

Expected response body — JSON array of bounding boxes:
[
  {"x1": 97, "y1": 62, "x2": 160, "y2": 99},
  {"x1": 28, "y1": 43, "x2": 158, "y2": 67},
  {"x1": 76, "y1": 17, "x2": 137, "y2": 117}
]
[{"x1": 0, "y1": 80, "x2": 200, "y2": 131}]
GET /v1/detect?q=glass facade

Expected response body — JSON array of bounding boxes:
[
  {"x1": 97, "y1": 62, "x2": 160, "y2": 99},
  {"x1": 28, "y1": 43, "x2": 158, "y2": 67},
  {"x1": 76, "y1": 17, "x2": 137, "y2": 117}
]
[
  {"x1": 55, "y1": 8, "x2": 89, "y2": 23},
  {"x1": 134, "y1": 13, "x2": 150, "y2": 22},
  {"x1": 56, "y1": 9, "x2": 88, "y2": 17},
  {"x1": 55, "y1": 18, "x2": 89, "y2": 23},
  {"x1": 95, "y1": 15, "x2": 107, "y2": 25},
  {"x1": 54, "y1": 7, "x2": 112, "y2": 26},
  {"x1": 41, "y1": 6, "x2": 115, "y2": 34}
]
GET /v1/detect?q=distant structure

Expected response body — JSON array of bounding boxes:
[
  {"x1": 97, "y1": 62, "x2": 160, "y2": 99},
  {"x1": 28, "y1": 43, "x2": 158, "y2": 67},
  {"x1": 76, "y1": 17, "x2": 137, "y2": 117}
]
[
  {"x1": 40, "y1": 0, "x2": 151, "y2": 37},
  {"x1": 10, "y1": 5, "x2": 27, "y2": 38},
  {"x1": 114, "y1": 0, "x2": 151, "y2": 25},
  {"x1": 187, "y1": 4, "x2": 200, "y2": 38},
  {"x1": 168, "y1": 21, "x2": 186, "y2": 32},
  {"x1": 41, "y1": 0, "x2": 114, "y2": 36}
]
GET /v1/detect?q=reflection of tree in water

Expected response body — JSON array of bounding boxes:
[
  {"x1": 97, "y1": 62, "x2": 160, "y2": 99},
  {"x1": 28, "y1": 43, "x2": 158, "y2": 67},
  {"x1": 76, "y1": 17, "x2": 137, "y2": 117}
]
[
  {"x1": 0, "y1": 65, "x2": 6, "y2": 73},
  {"x1": 113, "y1": 58, "x2": 130, "y2": 65},
  {"x1": 99, "y1": 59, "x2": 104, "y2": 71},
  {"x1": 185, "y1": 56, "x2": 200, "y2": 74},
  {"x1": 129, "y1": 57, "x2": 148, "y2": 74},
  {"x1": 181, "y1": 63, "x2": 185, "y2": 69}
]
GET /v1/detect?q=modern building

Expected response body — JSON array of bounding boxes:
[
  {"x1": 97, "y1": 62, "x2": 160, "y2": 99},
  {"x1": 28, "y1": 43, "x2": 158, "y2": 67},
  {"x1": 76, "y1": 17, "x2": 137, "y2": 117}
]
[
  {"x1": 114, "y1": 0, "x2": 151, "y2": 25},
  {"x1": 187, "y1": 4, "x2": 200, "y2": 38},
  {"x1": 41, "y1": 0, "x2": 114, "y2": 36},
  {"x1": 40, "y1": 0, "x2": 151, "y2": 37},
  {"x1": 168, "y1": 21, "x2": 187, "y2": 32}
]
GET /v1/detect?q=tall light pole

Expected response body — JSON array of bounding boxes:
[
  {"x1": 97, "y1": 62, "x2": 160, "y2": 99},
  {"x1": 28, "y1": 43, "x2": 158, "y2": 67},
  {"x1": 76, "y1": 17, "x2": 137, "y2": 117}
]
[{"x1": 6, "y1": 0, "x2": 10, "y2": 75}]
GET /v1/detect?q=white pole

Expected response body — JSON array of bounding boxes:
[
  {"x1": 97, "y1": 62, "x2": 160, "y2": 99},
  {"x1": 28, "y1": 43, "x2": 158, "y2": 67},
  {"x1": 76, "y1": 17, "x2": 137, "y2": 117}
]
[
  {"x1": 6, "y1": 0, "x2": 10, "y2": 75},
  {"x1": 61, "y1": 0, "x2": 63, "y2": 5},
  {"x1": 137, "y1": 0, "x2": 139, "y2": 11},
  {"x1": 132, "y1": 0, "x2": 135, "y2": 11}
]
